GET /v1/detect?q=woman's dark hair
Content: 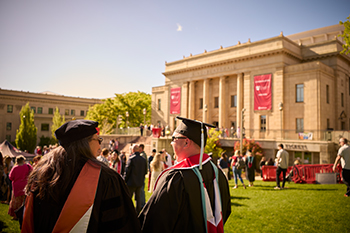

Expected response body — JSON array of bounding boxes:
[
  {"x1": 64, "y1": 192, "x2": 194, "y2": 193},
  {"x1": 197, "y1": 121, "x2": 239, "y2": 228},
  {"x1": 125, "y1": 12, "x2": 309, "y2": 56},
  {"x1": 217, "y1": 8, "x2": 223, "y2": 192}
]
[{"x1": 25, "y1": 135, "x2": 108, "y2": 202}]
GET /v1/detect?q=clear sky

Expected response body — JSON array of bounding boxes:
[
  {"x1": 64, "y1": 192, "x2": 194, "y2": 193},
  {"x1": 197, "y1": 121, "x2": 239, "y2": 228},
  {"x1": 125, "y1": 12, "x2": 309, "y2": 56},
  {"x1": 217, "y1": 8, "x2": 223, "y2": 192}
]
[{"x1": 0, "y1": 0, "x2": 349, "y2": 99}]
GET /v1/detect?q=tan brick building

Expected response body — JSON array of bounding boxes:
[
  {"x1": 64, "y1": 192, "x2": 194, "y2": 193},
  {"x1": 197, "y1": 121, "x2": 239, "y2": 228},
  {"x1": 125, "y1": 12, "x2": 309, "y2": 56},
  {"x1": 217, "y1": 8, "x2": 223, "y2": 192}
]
[
  {"x1": 0, "y1": 89, "x2": 101, "y2": 144},
  {"x1": 152, "y1": 24, "x2": 350, "y2": 164}
]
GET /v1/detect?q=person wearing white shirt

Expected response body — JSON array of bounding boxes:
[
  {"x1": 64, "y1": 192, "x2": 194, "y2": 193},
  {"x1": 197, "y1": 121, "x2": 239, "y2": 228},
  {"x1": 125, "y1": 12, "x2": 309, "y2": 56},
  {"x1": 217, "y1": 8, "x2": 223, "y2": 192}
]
[
  {"x1": 274, "y1": 144, "x2": 289, "y2": 190},
  {"x1": 333, "y1": 137, "x2": 350, "y2": 197},
  {"x1": 162, "y1": 149, "x2": 173, "y2": 168}
]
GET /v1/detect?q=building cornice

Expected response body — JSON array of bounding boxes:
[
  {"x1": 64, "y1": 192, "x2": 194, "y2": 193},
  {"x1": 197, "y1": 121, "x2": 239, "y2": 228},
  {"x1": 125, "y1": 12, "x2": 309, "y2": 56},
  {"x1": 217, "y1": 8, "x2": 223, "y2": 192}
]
[
  {"x1": 0, "y1": 89, "x2": 102, "y2": 106},
  {"x1": 163, "y1": 36, "x2": 302, "y2": 76}
]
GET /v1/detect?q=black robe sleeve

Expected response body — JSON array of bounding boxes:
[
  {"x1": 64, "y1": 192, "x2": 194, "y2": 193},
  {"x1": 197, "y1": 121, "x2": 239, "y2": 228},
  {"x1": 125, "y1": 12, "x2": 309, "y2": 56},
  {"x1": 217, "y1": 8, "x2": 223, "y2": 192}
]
[
  {"x1": 138, "y1": 162, "x2": 231, "y2": 233},
  {"x1": 88, "y1": 167, "x2": 141, "y2": 233},
  {"x1": 138, "y1": 170, "x2": 191, "y2": 233}
]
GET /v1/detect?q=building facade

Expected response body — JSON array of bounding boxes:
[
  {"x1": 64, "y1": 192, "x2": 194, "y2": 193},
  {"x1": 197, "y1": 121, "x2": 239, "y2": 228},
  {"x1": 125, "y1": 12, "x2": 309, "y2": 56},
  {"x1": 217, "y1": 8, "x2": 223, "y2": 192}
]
[
  {"x1": 152, "y1": 24, "x2": 350, "y2": 164},
  {"x1": 0, "y1": 89, "x2": 101, "y2": 144}
]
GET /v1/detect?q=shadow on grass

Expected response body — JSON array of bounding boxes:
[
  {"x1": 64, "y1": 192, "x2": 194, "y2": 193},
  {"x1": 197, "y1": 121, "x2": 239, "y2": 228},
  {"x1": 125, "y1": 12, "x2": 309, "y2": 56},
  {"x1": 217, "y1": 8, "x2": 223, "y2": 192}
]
[
  {"x1": 247, "y1": 185, "x2": 338, "y2": 191},
  {"x1": 0, "y1": 220, "x2": 9, "y2": 232},
  {"x1": 230, "y1": 196, "x2": 249, "y2": 207}
]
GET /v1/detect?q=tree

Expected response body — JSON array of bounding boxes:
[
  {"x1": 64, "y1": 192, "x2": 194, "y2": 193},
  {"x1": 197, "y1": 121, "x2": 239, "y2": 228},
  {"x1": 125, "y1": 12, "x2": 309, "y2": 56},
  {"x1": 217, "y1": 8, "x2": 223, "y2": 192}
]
[
  {"x1": 339, "y1": 15, "x2": 350, "y2": 55},
  {"x1": 86, "y1": 91, "x2": 151, "y2": 134},
  {"x1": 51, "y1": 107, "x2": 65, "y2": 143},
  {"x1": 205, "y1": 128, "x2": 225, "y2": 162},
  {"x1": 15, "y1": 102, "x2": 37, "y2": 153}
]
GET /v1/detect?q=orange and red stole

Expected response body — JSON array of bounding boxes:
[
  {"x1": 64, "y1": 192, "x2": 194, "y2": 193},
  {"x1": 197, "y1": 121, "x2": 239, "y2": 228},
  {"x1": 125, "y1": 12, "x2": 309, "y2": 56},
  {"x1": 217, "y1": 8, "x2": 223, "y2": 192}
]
[{"x1": 22, "y1": 160, "x2": 101, "y2": 233}]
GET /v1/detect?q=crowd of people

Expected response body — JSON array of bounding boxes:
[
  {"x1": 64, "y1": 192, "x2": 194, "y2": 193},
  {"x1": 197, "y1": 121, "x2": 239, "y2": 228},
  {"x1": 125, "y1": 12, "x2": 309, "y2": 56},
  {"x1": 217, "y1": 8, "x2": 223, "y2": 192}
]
[{"x1": 1, "y1": 116, "x2": 349, "y2": 232}]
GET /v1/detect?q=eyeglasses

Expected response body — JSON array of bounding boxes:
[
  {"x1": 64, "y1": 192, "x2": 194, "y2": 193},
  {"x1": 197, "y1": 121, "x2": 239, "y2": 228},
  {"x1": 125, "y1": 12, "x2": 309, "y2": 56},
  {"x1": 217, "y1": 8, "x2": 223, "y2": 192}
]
[
  {"x1": 172, "y1": 136, "x2": 187, "y2": 142},
  {"x1": 91, "y1": 137, "x2": 103, "y2": 145}
]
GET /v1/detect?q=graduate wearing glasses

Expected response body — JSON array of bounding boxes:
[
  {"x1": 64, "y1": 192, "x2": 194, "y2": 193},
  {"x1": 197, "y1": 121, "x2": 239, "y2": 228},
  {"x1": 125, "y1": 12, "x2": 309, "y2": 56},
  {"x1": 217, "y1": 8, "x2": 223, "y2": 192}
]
[
  {"x1": 139, "y1": 117, "x2": 231, "y2": 233},
  {"x1": 22, "y1": 120, "x2": 141, "y2": 233}
]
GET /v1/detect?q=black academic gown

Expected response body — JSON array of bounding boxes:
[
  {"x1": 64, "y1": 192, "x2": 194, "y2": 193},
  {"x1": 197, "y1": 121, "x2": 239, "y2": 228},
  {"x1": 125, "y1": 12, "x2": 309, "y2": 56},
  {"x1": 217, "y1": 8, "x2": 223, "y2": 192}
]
[
  {"x1": 138, "y1": 155, "x2": 231, "y2": 233},
  {"x1": 31, "y1": 160, "x2": 141, "y2": 233}
]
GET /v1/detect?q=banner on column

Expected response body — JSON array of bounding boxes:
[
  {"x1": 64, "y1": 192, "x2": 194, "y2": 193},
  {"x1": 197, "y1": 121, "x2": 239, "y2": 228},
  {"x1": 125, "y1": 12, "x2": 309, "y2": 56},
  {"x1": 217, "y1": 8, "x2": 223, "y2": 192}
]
[
  {"x1": 254, "y1": 74, "x2": 272, "y2": 111},
  {"x1": 170, "y1": 87, "x2": 181, "y2": 114}
]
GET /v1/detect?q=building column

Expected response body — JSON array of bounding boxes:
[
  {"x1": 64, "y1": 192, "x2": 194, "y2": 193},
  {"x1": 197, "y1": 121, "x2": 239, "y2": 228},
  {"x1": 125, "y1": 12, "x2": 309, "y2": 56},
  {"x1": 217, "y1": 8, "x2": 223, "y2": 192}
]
[
  {"x1": 219, "y1": 76, "x2": 226, "y2": 128},
  {"x1": 181, "y1": 82, "x2": 188, "y2": 118},
  {"x1": 236, "y1": 73, "x2": 243, "y2": 128},
  {"x1": 188, "y1": 81, "x2": 195, "y2": 119},
  {"x1": 203, "y1": 79, "x2": 209, "y2": 123}
]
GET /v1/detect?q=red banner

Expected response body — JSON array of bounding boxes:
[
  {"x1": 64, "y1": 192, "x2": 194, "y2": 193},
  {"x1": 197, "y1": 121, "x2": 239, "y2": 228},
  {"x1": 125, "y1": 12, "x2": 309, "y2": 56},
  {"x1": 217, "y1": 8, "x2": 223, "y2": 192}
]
[
  {"x1": 170, "y1": 87, "x2": 181, "y2": 115},
  {"x1": 254, "y1": 74, "x2": 272, "y2": 111}
]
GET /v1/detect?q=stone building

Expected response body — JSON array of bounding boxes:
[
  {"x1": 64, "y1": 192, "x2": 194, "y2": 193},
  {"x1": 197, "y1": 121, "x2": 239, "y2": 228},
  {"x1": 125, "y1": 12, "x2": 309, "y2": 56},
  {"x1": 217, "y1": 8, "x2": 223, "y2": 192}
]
[
  {"x1": 152, "y1": 24, "x2": 350, "y2": 164},
  {"x1": 0, "y1": 89, "x2": 101, "y2": 144}
]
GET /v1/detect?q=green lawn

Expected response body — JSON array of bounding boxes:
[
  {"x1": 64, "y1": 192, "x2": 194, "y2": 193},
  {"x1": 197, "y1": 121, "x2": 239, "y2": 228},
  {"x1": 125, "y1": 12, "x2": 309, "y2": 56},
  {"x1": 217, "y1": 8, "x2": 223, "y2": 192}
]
[{"x1": 1, "y1": 178, "x2": 349, "y2": 233}]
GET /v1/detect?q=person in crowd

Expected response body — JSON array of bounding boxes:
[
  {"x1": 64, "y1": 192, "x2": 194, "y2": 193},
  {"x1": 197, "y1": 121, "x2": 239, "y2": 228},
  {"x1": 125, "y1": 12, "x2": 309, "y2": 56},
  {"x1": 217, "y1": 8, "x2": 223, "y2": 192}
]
[
  {"x1": 150, "y1": 124, "x2": 153, "y2": 136},
  {"x1": 42, "y1": 146, "x2": 50, "y2": 155},
  {"x1": 139, "y1": 144, "x2": 147, "y2": 209},
  {"x1": 109, "y1": 139, "x2": 115, "y2": 152},
  {"x1": 1, "y1": 155, "x2": 13, "y2": 204},
  {"x1": 22, "y1": 119, "x2": 140, "y2": 232},
  {"x1": 140, "y1": 123, "x2": 144, "y2": 136},
  {"x1": 97, "y1": 148, "x2": 109, "y2": 166},
  {"x1": 144, "y1": 124, "x2": 148, "y2": 136},
  {"x1": 34, "y1": 146, "x2": 42, "y2": 156},
  {"x1": 114, "y1": 138, "x2": 119, "y2": 151},
  {"x1": 218, "y1": 152, "x2": 229, "y2": 180},
  {"x1": 0, "y1": 152, "x2": 4, "y2": 201},
  {"x1": 231, "y1": 150, "x2": 246, "y2": 189},
  {"x1": 123, "y1": 144, "x2": 147, "y2": 214},
  {"x1": 259, "y1": 156, "x2": 266, "y2": 178},
  {"x1": 120, "y1": 151, "x2": 126, "y2": 165},
  {"x1": 333, "y1": 137, "x2": 350, "y2": 197},
  {"x1": 8, "y1": 155, "x2": 32, "y2": 220},
  {"x1": 148, "y1": 149, "x2": 156, "y2": 191},
  {"x1": 162, "y1": 148, "x2": 173, "y2": 168},
  {"x1": 274, "y1": 144, "x2": 289, "y2": 190},
  {"x1": 286, "y1": 158, "x2": 301, "y2": 182},
  {"x1": 266, "y1": 158, "x2": 274, "y2": 166},
  {"x1": 32, "y1": 155, "x2": 41, "y2": 167},
  {"x1": 139, "y1": 116, "x2": 231, "y2": 232},
  {"x1": 245, "y1": 150, "x2": 256, "y2": 187},
  {"x1": 161, "y1": 125, "x2": 165, "y2": 137},
  {"x1": 110, "y1": 150, "x2": 124, "y2": 175},
  {"x1": 149, "y1": 153, "x2": 165, "y2": 193}
]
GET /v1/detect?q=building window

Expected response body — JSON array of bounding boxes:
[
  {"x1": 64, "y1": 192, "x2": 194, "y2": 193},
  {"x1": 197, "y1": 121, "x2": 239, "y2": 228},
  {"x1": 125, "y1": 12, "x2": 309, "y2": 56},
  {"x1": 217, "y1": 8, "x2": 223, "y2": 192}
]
[
  {"x1": 214, "y1": 97, "x2": 219, "y2": 108},
  {"x1": 71, "y1": 110, "x2": 75, "y2": 116},
  {"x1": 327, "y1": 118, "x2": 330, "y2": 129},
  {"x1": 326, "y1": 85, "x2": 329, "y2": 104},
  {"x1": 80, "y1": 110, "x2": 85, "y2": 116},
  {"x1": 49, "y1": 108, "x2": 54, "y2": 114},
  {"x1": 6, "y1": 122, "x2": 12, "y2": 131},
  {"x1": 296, "y1": 84, "x2": 304, "y2": 102},
  {"x1": 231, "y1": 95, "x2": 237, "y2": 107},
  {"x1": 65, "y1": 109, "x2": 69, "y2": 116},
  {"x1": 31, "y1": 107, "x2": 36, "y2": 113},
  {"x1": 341, "y1": 121, "x2": 345, "y2": 130},
  {"x1": 199, "y1": 98, "x2": 203, "y2": 109},
  {"x1": 7, "y1": 105, "x2": 13, "y2": 113},
  {"x1": 6, "y1": 135, "x2": 11, "y2": 141},
  {"x1": 41, "y1": 124, "x2": 49, "y2": 131},
  {"x1": 296, "y1": 118, "x2": 304, "y2": 133},
  {"x1": 37, "y1": 107, "x2": 43, "y2": 114},
  {"x1": 158, "y1": 99, "x2": 161, "y2": 111},
  {"x1": 260, "y1": 115, "x2": 266, "y2": 132},
  {"x1": 341, "y1": 93, "x2": 344, "y2": 107}
]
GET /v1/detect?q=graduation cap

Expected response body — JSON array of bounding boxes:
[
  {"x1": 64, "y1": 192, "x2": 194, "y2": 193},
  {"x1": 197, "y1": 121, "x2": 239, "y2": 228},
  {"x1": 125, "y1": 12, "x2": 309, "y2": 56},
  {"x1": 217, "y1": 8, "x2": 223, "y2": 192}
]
[
  {"x1": 55, "y1": 120, "x2": 98, "y2": 147},
  {"x1": 175, "y1": 116, "x2": 215, "y2": 169}
]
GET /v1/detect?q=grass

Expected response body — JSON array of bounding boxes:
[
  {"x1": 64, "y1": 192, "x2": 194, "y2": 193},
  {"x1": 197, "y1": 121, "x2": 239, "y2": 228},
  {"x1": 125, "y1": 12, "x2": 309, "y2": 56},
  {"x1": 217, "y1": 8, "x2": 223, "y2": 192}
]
[
  {"x1": 0, "y1": 202, "x2": 19, "y2": 233},
  {"x1": 1, "y1": 178, "x2": 349, "y2": 233}
]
